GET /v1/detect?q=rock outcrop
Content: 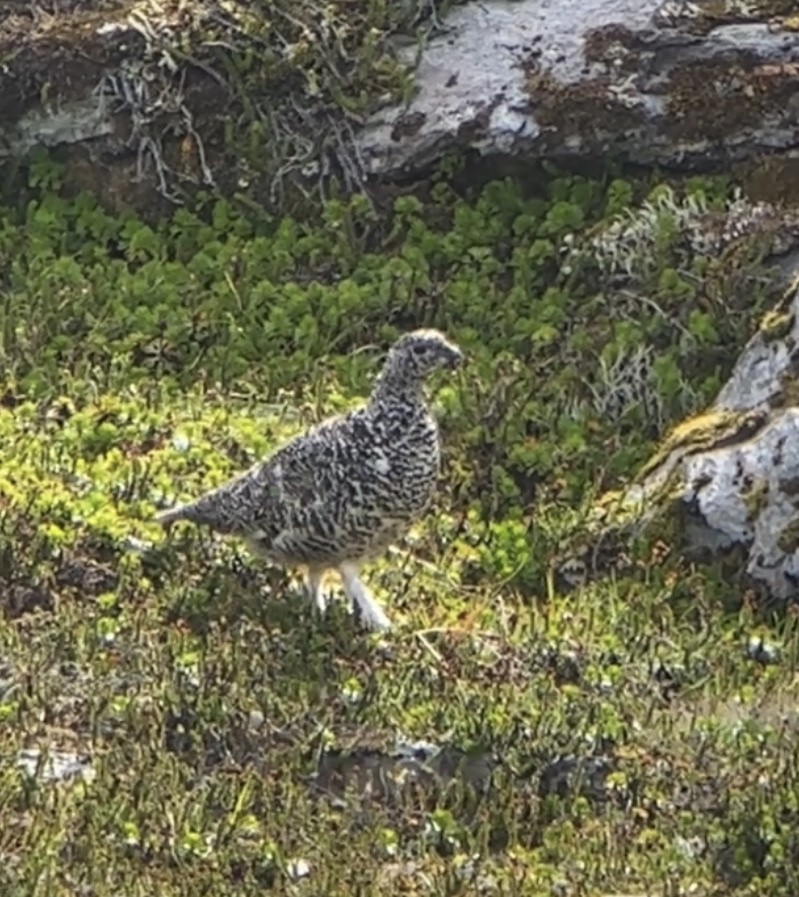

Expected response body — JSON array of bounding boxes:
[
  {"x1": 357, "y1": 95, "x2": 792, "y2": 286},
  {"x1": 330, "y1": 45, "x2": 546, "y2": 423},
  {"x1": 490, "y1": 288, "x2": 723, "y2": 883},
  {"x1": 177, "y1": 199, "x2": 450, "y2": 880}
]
[
  {"x1": 0, "y1": 0, "x2": 414, "y2": 215},
  {"x1": 562, "y1": 269, "x2": 799, "y2": 603},
  {"x1": 3, "y1": 1, "x2": 799, "y2": 213},
  {"x1": 357, "y1": 0, "x2": 799, "y2": 191}
]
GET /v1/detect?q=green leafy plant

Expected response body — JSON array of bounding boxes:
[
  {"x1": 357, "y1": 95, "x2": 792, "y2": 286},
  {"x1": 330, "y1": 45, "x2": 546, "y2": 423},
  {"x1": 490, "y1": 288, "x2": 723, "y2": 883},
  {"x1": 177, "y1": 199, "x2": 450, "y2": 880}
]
[{"x1": 0, "y1": 167, "x2": 793, "y2": 895}]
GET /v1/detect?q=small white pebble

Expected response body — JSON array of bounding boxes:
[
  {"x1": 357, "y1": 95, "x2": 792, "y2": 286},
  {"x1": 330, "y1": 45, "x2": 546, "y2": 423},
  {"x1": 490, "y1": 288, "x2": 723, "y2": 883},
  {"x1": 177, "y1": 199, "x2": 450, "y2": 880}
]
[{"x1": 287, "y1": 858, "x2": 311, "y2": 880}]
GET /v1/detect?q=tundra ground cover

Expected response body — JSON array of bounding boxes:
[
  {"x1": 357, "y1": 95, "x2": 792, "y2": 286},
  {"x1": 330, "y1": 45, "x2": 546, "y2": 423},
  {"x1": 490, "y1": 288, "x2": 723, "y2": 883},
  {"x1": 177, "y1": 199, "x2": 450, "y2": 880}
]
[{"x1": 0, "y1": 162, "x2": 797, "y2": 895}]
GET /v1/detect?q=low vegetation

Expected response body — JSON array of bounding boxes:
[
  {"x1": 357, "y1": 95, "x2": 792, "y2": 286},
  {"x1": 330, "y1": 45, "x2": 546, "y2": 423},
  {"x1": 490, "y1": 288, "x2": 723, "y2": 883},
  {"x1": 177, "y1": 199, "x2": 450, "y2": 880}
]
[{"x1": 0, "y1": 155, "x2": 797, "y2": 895}]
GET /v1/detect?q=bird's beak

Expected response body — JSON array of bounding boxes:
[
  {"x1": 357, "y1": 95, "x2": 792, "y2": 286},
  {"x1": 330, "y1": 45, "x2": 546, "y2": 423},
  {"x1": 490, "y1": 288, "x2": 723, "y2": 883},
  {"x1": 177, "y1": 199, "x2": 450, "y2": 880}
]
[{"x1": 445, "y1": 347, "x2": 465, "y2": 369}]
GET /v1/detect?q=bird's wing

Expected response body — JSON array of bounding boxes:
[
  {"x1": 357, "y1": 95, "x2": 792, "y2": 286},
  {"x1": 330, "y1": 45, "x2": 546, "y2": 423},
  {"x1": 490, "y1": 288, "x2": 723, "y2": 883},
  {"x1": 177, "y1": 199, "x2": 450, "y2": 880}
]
[
  {"x1": 245, "y1": 412, "x2": 364, "y2": 538},
  {"x1": 155, "y1": 410, "x2": 368, "y2": 541}
]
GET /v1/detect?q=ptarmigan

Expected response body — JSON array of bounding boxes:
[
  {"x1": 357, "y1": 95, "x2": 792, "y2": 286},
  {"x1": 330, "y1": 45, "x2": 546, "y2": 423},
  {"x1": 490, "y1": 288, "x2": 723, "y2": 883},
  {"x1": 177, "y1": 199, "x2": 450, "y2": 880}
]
[{"x1": 154, "y1": 329, "x2": 464, "y2": 632}]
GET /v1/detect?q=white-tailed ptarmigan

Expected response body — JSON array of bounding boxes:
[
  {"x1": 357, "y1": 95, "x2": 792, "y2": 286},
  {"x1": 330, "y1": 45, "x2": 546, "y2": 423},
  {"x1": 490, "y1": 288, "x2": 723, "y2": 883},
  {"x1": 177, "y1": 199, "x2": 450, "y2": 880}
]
[{"x1": 154, "y1": 329, "x2": 464, "y2": 632}]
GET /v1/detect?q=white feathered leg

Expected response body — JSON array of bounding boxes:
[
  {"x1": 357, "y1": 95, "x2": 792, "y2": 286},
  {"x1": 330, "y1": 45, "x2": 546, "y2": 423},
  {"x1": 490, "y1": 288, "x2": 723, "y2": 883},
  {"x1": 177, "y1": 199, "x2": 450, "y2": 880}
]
[
  {"x1": 338, "y1": 563, "x2": 392, "y2": 632},
  {"x1": 306, "y1": 568, "x2": 329, "y2": 613}
]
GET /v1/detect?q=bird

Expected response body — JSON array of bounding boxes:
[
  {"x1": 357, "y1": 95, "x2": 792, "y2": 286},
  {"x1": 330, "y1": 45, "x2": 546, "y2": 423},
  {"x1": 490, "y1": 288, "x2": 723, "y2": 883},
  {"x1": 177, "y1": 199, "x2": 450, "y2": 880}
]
[{"x1": 153, "y1": 329, "x2": 464, "y2": 632}]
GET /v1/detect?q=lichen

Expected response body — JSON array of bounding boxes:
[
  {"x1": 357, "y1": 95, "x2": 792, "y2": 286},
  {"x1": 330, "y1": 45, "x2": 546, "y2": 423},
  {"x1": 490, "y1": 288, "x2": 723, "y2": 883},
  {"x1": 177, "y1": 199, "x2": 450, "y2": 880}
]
[
  {"x1": 655, "y1": 0, "x2": 799, "y2": 36},
  {"x1": 741, "y1": 477, "x2": 769, "y2": 522},
  {"x1": 569, "y1": 183, "x2": 799, "y2": 301},
  {"x1": 777, "y1": 516, "x2": 799, "y2": 553},
  {"x1": 0, "y1": 0, "x2": 455, "y2": 214},
  {"x1": 583, "y1": 24, "x2": 648, "y2": 73},
  {"x1": 636, "y1": 408, "x2": 769, "y2": 482}
]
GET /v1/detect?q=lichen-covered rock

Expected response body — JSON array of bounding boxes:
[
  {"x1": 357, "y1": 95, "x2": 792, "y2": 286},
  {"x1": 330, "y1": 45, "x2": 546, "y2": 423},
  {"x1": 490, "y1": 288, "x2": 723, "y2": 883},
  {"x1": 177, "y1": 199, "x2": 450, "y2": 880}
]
[
  {"x1": 357, "y1": 0, "x2": 799, "y2": 188},
  {"x1": 0, "y1": 0, "x2": 424, "y2": 215},
  {"x1": 565, "y1": 274, "x2": 799, "y2": 601},
  {"x1": 5, "y1": 0, "x2": 799, "y2": 214}
]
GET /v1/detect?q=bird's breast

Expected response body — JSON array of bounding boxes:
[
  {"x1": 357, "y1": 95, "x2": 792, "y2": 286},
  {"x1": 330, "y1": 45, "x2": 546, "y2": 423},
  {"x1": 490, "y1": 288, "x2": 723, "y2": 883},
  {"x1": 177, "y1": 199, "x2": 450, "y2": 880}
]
[{"x1": 371, "y1": 415, "x2": 440, "y2": 511}]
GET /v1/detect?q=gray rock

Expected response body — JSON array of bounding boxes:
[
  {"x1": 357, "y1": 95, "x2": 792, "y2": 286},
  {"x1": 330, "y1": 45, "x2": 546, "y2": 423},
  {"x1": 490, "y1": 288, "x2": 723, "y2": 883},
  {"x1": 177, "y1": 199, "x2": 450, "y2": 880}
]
[
  {"x1": 311, "y1": 733, "x2": 495, "y2": 807},
  {"x1": 11, "y1": 97, "x2": 115, "y2": 154},
  {"x1": 17, "y1": 748, "x2": 95, "y2": 784},
  {"x1": 586, "y1": 274, "x2": 799, "y2": 602},
  {"x1": 4, "y1": 0, "x2": 799, "y2": 212},
  {"x1": 357, "y1": 0, "x2": 799, "y2": 177}
]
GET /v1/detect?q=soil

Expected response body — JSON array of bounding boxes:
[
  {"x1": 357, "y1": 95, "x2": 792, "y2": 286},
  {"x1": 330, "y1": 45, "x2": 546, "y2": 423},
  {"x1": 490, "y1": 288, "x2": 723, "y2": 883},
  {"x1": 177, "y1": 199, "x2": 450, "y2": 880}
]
[{"x1": 0, "y1": 0, "x2": 236, "y2": 215}]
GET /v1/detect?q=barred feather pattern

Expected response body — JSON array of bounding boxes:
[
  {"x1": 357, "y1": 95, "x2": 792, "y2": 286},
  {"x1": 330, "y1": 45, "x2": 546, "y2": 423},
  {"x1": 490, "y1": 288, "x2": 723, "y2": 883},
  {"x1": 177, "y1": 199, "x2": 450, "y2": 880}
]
[
  {"x1": 170, "y1": 400, "x2": 441, "y2": 565},
  {"x1": 155, "y1": 329, "x2": 463, "y2": 630}
]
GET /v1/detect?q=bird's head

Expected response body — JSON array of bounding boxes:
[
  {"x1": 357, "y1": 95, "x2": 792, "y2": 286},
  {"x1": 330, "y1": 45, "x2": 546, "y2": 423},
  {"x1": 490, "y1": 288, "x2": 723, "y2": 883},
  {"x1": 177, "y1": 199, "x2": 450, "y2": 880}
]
[
  {"x1": 388, "y1": 328, "x2": 463, "y2": 378},
  {"x1": 373, "y1": 328, "x2": 464, "y2": 400}
]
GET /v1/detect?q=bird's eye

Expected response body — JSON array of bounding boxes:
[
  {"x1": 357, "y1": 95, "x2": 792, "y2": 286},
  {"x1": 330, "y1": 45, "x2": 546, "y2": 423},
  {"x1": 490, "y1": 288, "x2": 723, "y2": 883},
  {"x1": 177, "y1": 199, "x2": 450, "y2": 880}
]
[{"x1": 412, "y1": 345, "x2": 426, "y2": 355}]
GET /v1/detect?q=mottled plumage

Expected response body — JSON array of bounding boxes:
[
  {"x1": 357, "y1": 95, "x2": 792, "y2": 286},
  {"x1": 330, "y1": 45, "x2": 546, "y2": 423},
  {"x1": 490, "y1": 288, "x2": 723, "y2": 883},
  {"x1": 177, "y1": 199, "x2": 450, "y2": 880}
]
[{"x1": 155, "y1": 329, "x2": 464, "y2": 631}]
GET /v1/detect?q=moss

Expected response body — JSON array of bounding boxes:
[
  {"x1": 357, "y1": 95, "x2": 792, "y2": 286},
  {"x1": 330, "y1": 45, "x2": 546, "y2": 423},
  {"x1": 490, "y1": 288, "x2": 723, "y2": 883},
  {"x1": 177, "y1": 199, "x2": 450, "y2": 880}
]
[
  {"x1": 636, "y1": 408, "x2": 769, "y2": 482},
  {"x1": 555, "y1": 462, "x2": 688, "y2": 586},
  {"x1": 523, "y1": 65, "x2": 644, "y2": 144},
  {"x1": 777, "y1": 516, "x2": 799, "y2": 553},
  {"x1": 758, "y1": 308, "x2": 795, "y2": 343},
  {"x1": 742, "y1": 477, "x2": 770, "y2": 522},
  {"x1": 735, "y1": 154, "x2": 799, "y2": 207},
  {"x1": 664, "y1": 56, "x2": 799, "y2": 143},
  {"x1": 757, "y1": 275, "x2": 799, "y2": 356},
  {"x1": 554, "y1": 15, "x2": 799, "y2": 155}
]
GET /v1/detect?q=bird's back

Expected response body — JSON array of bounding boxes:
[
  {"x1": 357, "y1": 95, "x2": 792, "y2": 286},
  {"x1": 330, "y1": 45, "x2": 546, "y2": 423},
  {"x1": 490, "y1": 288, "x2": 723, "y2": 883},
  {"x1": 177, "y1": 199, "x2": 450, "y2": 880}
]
[{"x1": 165, "y1": 397, "x2": 441, "y2": 567}]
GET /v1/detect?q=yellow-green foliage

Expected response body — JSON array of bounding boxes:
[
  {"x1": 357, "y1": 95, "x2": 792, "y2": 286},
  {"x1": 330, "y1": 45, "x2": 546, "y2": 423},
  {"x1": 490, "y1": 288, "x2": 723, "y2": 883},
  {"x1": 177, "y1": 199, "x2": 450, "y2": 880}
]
[{"x1": 0, "y1": 168, "x2": 797, "y2": 895}]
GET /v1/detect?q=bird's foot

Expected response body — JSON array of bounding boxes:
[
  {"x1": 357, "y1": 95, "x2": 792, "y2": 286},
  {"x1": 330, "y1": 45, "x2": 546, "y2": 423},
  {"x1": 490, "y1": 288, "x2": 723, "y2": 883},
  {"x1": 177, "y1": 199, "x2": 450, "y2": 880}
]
[
  {"x1": 306, "y1": 570, "x2": 330, "y2": 615},
  {"x1": 338, "y1": 565, "x2": 392, "y2": 633}
]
